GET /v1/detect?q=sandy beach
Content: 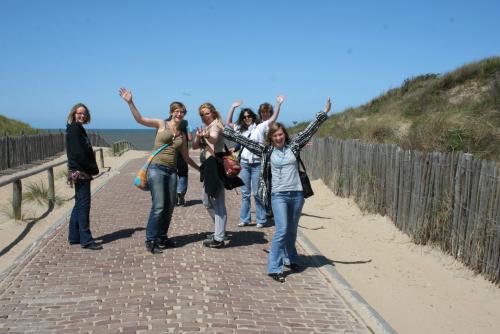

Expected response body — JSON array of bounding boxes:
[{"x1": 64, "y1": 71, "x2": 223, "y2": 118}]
[{"x1": 1, "y1": 150, "x2": 499, "y2": 334}]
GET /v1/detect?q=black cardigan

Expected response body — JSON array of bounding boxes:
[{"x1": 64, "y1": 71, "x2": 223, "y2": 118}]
[{"x1": 66, "y1": 123, "x2": 99, "y2": 175}]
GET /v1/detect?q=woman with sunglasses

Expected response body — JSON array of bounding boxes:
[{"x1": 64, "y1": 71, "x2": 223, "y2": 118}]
[
  {"x1": 119, "y1": 88, "x2": 200, "y2": 254},
  {"x1": 226, "y1": 96, "x2": 284, "y2": 228},
  {"x1": 223, "y1": 97, "x2": 331, "y2": 283},
  {"x1": 192, "y1": 103, "x2": 230, "y2": 248}
]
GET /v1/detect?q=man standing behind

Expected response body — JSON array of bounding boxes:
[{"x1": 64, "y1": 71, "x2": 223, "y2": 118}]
[{"x1": 176, "y1": 118, "x2": 192, "y2": 206}]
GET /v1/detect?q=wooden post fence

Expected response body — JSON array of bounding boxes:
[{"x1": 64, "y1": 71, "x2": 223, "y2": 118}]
[{"x1": 0, "y1": 148, "x2": 104, "y2": 220}]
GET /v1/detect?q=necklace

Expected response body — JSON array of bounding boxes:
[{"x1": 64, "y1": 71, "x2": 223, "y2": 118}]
[{"x1": 274, "y1": 147, "x2": 288, "y2": 176}]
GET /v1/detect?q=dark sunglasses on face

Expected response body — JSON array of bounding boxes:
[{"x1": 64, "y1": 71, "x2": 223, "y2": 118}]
[{"x1": 243, "y1": 114, "x2": 253, "y2": 119}]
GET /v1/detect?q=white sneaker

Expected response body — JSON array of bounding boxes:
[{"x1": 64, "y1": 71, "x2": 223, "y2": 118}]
[
  {"x1": 238, "y1": 222, "x2": 249, "y2": 227},
  {"x1": 256, "y1": 223, "x2": 264, "y2": 228}
]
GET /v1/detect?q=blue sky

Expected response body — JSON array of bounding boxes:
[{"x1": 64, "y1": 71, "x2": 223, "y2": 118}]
[{"x1": 1, "y1": 0, "x2": 499, "y2": 129}]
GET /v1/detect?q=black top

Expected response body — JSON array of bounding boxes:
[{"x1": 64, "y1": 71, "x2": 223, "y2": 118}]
[{"x1": 66, "y1": 122, "x2": 99, "y2": 175}]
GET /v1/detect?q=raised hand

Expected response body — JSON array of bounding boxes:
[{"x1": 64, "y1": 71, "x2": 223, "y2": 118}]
[
  {"x1": 119, "y1": 88, "x2": 133, "y2": 103},
  {"x1": 231, "y1": 100, "x2": 243, "y2": 109},
  {"x1": 324, "y1": 97, "x2": 331, "y2": 113},
  {"x1": 277, "y1": 95, "x2": 285, "y2": 104}
]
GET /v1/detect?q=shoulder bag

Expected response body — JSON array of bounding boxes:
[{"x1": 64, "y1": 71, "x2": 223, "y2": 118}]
[
  {"x1": 134, "y1": 143, "x2": 170, "y2": 191},
  {"x1": 297, "y1": 154, "x2": 314, "y2": 198}
]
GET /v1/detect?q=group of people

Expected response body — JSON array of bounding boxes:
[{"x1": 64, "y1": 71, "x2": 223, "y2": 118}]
[{"x1": 65, "y1": 90, "x2": 331, "y2": 283}]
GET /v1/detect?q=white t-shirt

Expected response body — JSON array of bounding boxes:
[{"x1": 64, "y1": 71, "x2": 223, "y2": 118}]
[{"x1": 235, "y1": 120, "x2": 270, "y2": 163}]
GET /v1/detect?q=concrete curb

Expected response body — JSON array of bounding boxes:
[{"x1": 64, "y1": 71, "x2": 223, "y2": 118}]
[{"x1": 298, "y1": 229, "x2": 398, "y2": 334}]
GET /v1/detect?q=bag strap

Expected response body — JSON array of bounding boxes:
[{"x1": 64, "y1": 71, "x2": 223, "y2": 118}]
[
  {"x1": 142, "y1": 143, "x2": 170, "y2": 169},
  {"x1": 297, "y1": 153, "x2": 307, "y2": 172}
]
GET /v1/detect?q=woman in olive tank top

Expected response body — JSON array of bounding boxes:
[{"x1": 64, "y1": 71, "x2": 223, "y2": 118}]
[{"x1": 119, "y1": 87, "x2": 200, "y2": 254}]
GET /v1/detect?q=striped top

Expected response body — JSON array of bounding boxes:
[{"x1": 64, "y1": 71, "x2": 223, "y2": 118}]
[{"x1": 223, "y1": 110, "x2": 328, "y2": 208}]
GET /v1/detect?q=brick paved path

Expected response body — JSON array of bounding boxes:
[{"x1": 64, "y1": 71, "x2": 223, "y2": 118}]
[{"x1": 0, "y1": 159, "x2": 371, "y2": 333}]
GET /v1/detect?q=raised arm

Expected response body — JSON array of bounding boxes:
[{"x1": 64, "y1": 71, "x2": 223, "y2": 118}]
[
  {"x1": 119, "y1": 87, "x2": 162, "y2": 128},
  {"x1": 225, "y1": 100, "x2": 243, "y2": 128},
  {"x1": 293, "y1": 97, "x2": 331, "y2": 149},
  {"x1": 267, "y1": 94, "x2": 285, "y2": 126},
  {"x1": 223, "y1": 126, "x2": 265, "y2": 157}
]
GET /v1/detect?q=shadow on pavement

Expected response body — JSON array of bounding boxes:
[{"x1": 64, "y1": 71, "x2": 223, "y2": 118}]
[{"x1": 96, "y1": 227, "x2": 146, "y2": 245}]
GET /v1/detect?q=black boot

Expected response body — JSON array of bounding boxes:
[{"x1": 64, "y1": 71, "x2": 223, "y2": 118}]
[{"x1": 145, "y1": 240, "x2": 162, "y2": 254}]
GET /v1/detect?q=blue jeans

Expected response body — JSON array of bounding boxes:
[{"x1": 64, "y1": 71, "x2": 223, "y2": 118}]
[
  {"x1": 239, "y1": 161, "x2": 266, "y2": 225},
  {"x1": 267, "y1": 191, "x2": 304, "y2": 274},
  {"x1": 202, "y1": 183, "x2": 227, "y2": 242},
  {"x1": 146, "y1": 163, "x2": 177, "y2": 242},
  {"x1": 177, "y1": 175, "x2": 188, "y2": 195},
  {"x1": 68, "y1": 179, "x2": 94, "y2": 246}
]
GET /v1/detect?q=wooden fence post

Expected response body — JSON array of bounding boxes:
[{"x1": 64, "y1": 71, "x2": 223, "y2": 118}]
[
  {"x1": 13, "y1": 180, "x2": 22, "y2": 220},
  {"x1": 99, "y1": 149, "x2": 104, "y2": 168},
  {"x1": 47, "y1": 167, "x2": 55, "y2": 209}
]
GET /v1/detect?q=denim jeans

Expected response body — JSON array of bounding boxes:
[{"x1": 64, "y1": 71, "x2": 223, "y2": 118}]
[
  {"x1": 146, "y1": 163, "x2": 177, "y2": 242},
  {"x1": 267, "y1": 191, "x2": 304, "y2": 274},
  {"x1": 68, "y1": 179, "x2": 94, "y2": 246},
  {"x1": 177, "y1": 175, "x2": 188, "y2": 195},
  {"x1": 202, "y1": 183, "x2": 227, "y2": 242},
  {"x1": 177, "y1": 155, "x2": 188, "y2": 195},
  {"x1": 239, "y1": 161, "x2": 266, "y2": 225}
]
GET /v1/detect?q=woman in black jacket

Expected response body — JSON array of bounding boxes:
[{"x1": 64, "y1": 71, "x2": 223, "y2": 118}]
[{"x1": 66, "y1": 103, "x2": 102, "y2": 250}]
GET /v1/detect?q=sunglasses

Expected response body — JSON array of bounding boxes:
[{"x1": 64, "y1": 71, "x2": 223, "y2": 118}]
[{"x1": 243, "y1": 114, "x2": 253, "y2": 119}]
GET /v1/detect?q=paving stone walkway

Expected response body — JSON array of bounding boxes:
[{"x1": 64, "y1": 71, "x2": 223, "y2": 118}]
[{"x1": 0, "y1": 158, "x2": 372, "y2": 333}]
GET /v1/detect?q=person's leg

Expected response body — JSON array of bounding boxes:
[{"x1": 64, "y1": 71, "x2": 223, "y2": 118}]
[
  {"x1": 176, "y1": 156, "x2": 188, "y2": 205},
  {"x1": 202, "y1": 186, "x2": 215, "y2": 222},
  {"x1": 212, "y1": 186, "x2": 227, "y2": 242},
  {"x1": 176, "y1": 175, "x2": 188, "y2": 205},
  {"x1": 251, "y1": 163, "x2": 267, "y2": 226},
  {"x1": 285, "y1": 191, "x2": 305, "y2": 265},
  {"x1": 238, "y1": 161, "x2": 251, "y2": 225},
  {"x1": 75, "y1": 179, "x2": 93, "y2": 246},
  {"x1": 160, "y1": 168, "x2": 177, "y2": 238},
  {"x1": 68, "y1": 187, "x2": 81, "y2": 244},
  {"x1": 146, "y1": 166, "x2": 166, "y2": 244},
  {"x1": 267, "y1": 192, "x2": 288, "y2": 274}
]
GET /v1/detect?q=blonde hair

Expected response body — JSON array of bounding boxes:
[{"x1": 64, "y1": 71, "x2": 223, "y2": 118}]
[
  {"x1": 67, "y1": 103, "x2": 91, "y2": 125},
  {"x1": 199, "y1": 102, "x2": 224, "y2": 128}
]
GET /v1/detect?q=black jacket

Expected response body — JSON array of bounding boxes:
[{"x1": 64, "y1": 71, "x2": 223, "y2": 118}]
[
  {"x1": 200, "y1": 156, "x2": 243, "y2": 197},
  {"x1": 66, "y1": 123, "x2": 99, "y2": 175}
]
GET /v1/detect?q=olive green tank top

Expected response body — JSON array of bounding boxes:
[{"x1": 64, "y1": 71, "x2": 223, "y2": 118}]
[{"x1": 151, "y1": 125, "x2": 183, "y2": 168}]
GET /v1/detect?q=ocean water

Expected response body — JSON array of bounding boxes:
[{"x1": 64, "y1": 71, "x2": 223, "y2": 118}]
[{"x1": 91, "y1": 129, "x2": 156, "y2": 150}]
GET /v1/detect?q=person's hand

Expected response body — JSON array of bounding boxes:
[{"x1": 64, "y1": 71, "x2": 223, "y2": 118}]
[
  {"x1": 119, "y1": 88, "x2": 133, "y2": 103},
  {"x1": 196, "y1": 127, "x2": 209, "y2": 138},
  {"x1": 324, "y1": 97, "x2": 331, "y2": 113},
  {"x1": 231, "y1": 100, "x2": 243, "y2": 109},
  {"x1": 277, "y1": 95, "x2": 285, "y2": 104}
]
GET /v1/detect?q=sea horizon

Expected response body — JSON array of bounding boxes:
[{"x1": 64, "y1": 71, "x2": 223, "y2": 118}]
[{"x1": 46, "y1": 128, "x2": 157, "y2": 150}]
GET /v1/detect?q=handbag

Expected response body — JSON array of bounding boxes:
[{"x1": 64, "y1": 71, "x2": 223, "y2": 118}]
[
  {"x1": 204, "y1": 140, "x2": 241, "y2": 179},
  {"x1": 134, "y1": 143, "x2": 170, "y2": 191},
  {"x1": 297, "y1": 155, "x2": 314, "y2": 198}
]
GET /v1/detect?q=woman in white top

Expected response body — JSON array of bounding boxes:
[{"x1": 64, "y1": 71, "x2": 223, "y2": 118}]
[{"x1": 226, "y1": 96, "x2": 284, "y2": 228}]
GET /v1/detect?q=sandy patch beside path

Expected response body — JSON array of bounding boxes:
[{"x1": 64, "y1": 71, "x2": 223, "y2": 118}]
[
  {"x1": 300, "y1": 179, "x2": 500, "y2": 334},
  {"x1": 0, "y1": 149, "x2": 147, "y2": 275}
]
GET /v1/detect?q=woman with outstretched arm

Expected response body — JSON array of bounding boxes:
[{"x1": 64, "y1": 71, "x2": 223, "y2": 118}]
[
  {"x1": 119, "y1": 87, "x2": 200, "y2": 254},
  {"x1": 223, "y1": 97, "x2": 331, "y2": 282}
]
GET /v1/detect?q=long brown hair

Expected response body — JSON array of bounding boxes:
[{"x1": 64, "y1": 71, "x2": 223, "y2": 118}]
[{"x1": 67, "y1": 103, "x2": 91, "y2": 125}]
